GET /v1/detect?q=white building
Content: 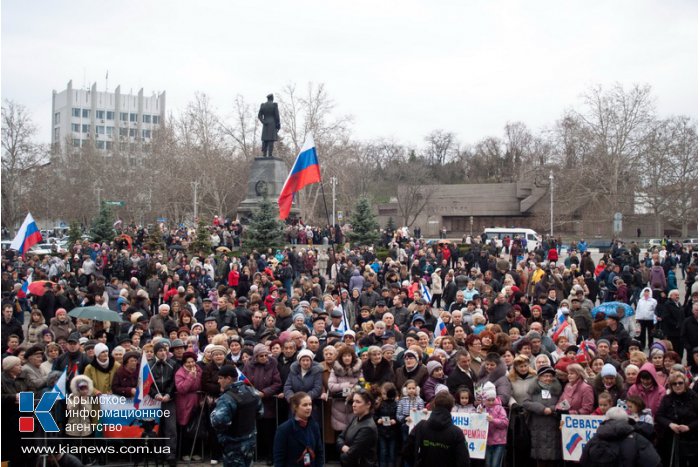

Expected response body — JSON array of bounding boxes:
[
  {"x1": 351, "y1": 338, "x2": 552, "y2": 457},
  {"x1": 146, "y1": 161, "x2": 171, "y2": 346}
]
[{"x1": 51, "y1": 80, "x2": 166, "y2": 153}]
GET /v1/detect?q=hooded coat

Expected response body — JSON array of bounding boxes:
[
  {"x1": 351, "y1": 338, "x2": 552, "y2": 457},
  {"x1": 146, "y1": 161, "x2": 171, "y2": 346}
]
[
  {"x1": 327, "y1": 360, "x2": 363, "y2": 431},
  {"x1": 580, "y1": 418, "x2": 661, "y2": 467},
  {"x1": 66, "y1": 375, "x2": 96, "y2": 437},
  {"x1": 477, "y1": 361, "x2": 512, "y2": 406},
  {"x1": 403, "y1": 407, "x2": 470, "y2": 467},
  {"x1": 26, "y1": 313, "x2": 48, "y2": 344},
  {"x1": 634, "y1": 288, "x2": 657, "y2": 321},
  {"x1": 348, "y1": 270, "x2": 365, "y2": 293},
  {"x1": 625, "y1": 362, "x2": 666, "y2": 416}
]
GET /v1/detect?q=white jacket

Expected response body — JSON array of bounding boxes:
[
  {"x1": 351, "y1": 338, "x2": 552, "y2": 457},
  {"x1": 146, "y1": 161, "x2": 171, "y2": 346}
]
[{"x1": 635, "y1": 287, "x2": 657, "y2": 321}]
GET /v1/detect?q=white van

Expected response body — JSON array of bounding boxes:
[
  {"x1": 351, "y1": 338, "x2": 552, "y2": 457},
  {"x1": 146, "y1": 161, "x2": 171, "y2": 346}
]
[{"x1": 482, "y1": 227, "x2": 541, "y2": 252}]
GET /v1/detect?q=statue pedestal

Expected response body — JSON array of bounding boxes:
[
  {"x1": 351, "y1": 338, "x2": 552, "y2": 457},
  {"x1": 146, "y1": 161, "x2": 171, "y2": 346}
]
[{"x1": 237, "y1": 157, "x2": 299, "y2": 223}]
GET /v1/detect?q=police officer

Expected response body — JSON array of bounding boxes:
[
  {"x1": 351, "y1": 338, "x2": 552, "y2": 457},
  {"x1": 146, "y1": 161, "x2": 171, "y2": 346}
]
[{"x1": 210, "y1": 365, "x2": 263, "y2": 467}]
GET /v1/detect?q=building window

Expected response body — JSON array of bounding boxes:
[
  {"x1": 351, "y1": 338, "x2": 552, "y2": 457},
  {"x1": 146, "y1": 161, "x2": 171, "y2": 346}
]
[
  {"x1": 129, "y1": 128, "x2": 136, "y2": 138},
  {"x1": 120, "y1": 112, "x2": 128, "y2": 121},
  {"x1": 143, "y1": 114, "x2": 152, "y2": 124},
  {"x1": 96, "y1": 140, "x2": 106, "y2": 149},
  {"x1": 129, "y1": 113, "x2": 137, "y2": 122},
  {"x1": 53, "y1": 128, "x2": 60, "y2": 141},
  {"x1": 72, "y1": 139, "x2": 81, "y2": 148},
  {"x1": 96, "y1": 110, "x2": 105, "y2": 119},
  {"x1": 142, "y1": 129, "x2": 151, "y2": 139},
  {"x1": 54, "y1": 112, "x2": 61, "y2": 124},
  {"x1": 106, "y1": 141, "x2": 113, "y2": 150},
  {"x1": 71, "y1": 123, "x2": 80, "y2": 132},
  {"x1": 106, "y1": 111, "x2": 114, "y2": 120},
  {"x1": 119, "y1": 128, "x2": 128, "y2": 137},
  {"x1": 106, "y1": 126, "x2": 114, "y2": 136},
  {"x1": 72, "y1": 108, "x2": 81, "y2": 117},
  {"x1": 81, "y1": 124, "x2": 90, "y2": 133},
  {"x1": 152, "y1": 115, "x2": 160, "y2": 125},
  {"x1": 96, "y1": 126, "x2": 105, "y2": 135},
  {"x1": 82, "y1": 109, "x2": 90, "y2": 118}
]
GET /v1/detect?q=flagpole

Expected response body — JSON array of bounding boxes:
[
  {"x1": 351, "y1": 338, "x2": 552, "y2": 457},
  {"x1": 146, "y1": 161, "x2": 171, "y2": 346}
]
[{"x1": 317, "y1": 154, "x2": 338, "y2": 278}]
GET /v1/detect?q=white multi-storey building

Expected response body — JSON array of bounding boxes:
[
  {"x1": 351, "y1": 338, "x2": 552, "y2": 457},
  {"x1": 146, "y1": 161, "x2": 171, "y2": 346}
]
[{"x1": 51, "y1": 80, "x2": 166, "y2": 153}]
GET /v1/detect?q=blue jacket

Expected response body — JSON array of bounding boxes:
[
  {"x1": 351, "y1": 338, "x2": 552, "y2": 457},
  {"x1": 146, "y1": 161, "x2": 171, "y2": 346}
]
[{"x1": 273, "y1": 417, "x2": 324, "y2": 467}]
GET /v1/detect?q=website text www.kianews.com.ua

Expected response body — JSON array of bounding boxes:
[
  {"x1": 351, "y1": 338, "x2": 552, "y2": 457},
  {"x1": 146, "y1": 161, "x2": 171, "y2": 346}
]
[{"x1": 21, "y1": 443, "x2": 171, "y2": 456}]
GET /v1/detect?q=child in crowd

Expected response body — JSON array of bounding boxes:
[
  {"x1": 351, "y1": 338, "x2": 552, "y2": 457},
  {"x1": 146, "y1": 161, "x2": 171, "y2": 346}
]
[
  {"x1": 452, "y1": 387, "x2": 477, "y2": 413},
  {"x1": 483, "y1": 382, "x2": 509, "y2": 467},
  {"x1": 396, "y1": 379, "x2": 425, "y2": 441},
  {"x1": 626, "y1": 395, "x2": 654, "y2": 425},
  {"x1": 375, "y1": 382, "x2": 399, "y2": 467},
  {"x1": 592, "y1": 391, "x2": 613, "y2": 416}
]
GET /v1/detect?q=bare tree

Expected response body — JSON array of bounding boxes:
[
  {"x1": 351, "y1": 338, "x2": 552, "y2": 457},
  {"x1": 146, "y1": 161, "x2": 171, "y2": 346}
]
[
  {"x1": 393, "y1": 162, "x2": 435, "y2": 227},
  {"x1": 423, "y1": 129, "x2": 456, "y2": 166},
  {"x1": 663, "y1": 116, "x2": 698, "y2": 237},
  {"x1": 222, "y1": 94, "x2": 259, "y2": 160}
]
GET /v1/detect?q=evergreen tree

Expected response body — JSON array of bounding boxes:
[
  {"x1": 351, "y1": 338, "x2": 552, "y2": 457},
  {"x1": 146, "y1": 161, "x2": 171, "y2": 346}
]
[
  {"x1": 67, "y1": 220, "x2": 83, "y2": 250},
  {"x1": 385, "y1": 216, "x2": 397, "y2": 233},
  {"x1": 145, "y1": 222, "x2": 165, "y2": 252},
  {"x1": 189, "y1": 217, "x2": 212, "y2": 254},
  {"x1": 91, "y1": 203, "x2": 115, "y2": 243},
  {"x1": 347, "y1": 197, "x2": 380, "y2": 246},
  {"x1": 244, "y1": 197, "x2": 286, "y2": 251}
]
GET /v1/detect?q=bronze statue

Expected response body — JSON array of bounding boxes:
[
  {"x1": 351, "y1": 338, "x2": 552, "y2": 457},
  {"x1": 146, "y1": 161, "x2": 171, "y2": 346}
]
[{"x1": 258, "y1": 93, "x2": 280, "y2": 157}]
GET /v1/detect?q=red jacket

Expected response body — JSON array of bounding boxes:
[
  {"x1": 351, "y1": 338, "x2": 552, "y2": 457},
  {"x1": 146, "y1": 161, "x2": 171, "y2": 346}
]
[{"x1": 227, "y1": 269, "x2": 240, "y2": 287}]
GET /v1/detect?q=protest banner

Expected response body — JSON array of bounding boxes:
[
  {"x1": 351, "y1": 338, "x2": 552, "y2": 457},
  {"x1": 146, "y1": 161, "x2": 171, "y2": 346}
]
[
  {"x1": 560, "y1": 414, "x2": 605, "y2": 461},
  {"x1": 98, "y1": 394, "x2": 163, "y2": 438},
  {"x1": 409, "y1": 410, "x2": 489, "y2": 459}
]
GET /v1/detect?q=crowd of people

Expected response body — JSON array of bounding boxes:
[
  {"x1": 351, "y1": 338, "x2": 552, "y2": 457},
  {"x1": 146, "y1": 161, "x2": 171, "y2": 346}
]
[{"x1": 1, "y1": 224, "x2": 698, "y2": 467}]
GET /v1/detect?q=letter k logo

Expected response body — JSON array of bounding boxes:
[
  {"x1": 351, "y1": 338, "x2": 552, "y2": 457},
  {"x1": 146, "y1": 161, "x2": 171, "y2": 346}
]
[{"x1": 19, "y1": 391, "x2": 60, "y2": 432}]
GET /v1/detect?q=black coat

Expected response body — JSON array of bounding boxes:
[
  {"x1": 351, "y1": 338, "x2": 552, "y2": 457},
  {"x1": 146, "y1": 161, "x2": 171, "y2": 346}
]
[
  {"x1": 258, "y1": 101, "x2": 280, "y2": 141},
  {"x1": 361, "y1": 358, "x2": 394, "y2": 386},
  {"x1": 680, "y1": 315, "x2": 698, "y2": 353},
  {"x1": 580, "y1": 419, "x2": 660, "y2": 467},
  {"x1": 403, "y1": 407, "x2": 470, "y2": 467},
  {"x1": 655, "y1": 389, "x2": 698, "y2": 449},
  {"x1": 337, "y1": 413, "x2": 377, "y2": 467},
  {"x1": 656, "y1": 299, "x2": 685, "y2": 338},
  {"x1": 273, "y1": 417, "x2": 324, "y2": 467},
  {"x1": 1, "y1": 317, "x2": 24, "y2": 350}
]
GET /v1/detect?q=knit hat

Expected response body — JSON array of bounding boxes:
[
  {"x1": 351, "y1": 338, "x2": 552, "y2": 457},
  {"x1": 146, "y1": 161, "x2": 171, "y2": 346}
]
[
  {"x1": 94, "y1": 343, "x2": 109, "y2": 357},
  {"x1": 2, "y1": 356, "x2": 21, "y2": 371},
  {"x1": 403, "y1": 349, "x2": 419, "y2": 360},
  {"x1": 650, "y1": 348, "x2": 665, "y2": 357},
  {"x1": 434, "y1": 384, "x2": 449, "y2": 396},
  {"x1": 253, "y1": 344, "x2": 271, "y2": 358},
  {"x1": 601, "y1": 364, "x2": 617, "y2": 378},
  {"x1": 381, "y1": 344, "x2": 396, "y2": 353},
  {"x1": 526, "y1": 331, "x2": 542, "y2": 342},
  {"x1": 209, "y1": 345, "x2": 227, "y2": 355},
  {"x1": 297, "y1": 349, "x2": 315, "y2": 362},
  {"x1": 482, "y1": 381, "x2": 497, "y2": 400},
  {"x1": 596, "y1": 338, "x2": 611, "y2": 348},
  {"x1": 537, "y1": 366, "x2": 556, "y2": 377},
  {"x1": 649, "y1": 341, "x2": 667, "y2": 354},
  {"x1": 426, "y1": 360, "x2": 443, "y2": 375}
]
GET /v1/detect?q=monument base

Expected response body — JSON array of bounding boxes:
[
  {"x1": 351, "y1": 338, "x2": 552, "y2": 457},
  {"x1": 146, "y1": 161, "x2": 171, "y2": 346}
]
[{"x1": 237, "y1": 157, "x2": 299, "y2": 223}]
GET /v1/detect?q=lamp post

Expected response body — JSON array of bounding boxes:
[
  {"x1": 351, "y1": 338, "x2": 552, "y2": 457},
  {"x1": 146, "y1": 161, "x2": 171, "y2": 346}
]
[
  {"x1": 190, "y1": 181, "x2": 199, "y2": 222},
  {"x1": 330, "y1": 176, "x2": 337, "y2": 226},
  {"x1": 549, "y1": 170, "x2": 554, "y2": 238}
]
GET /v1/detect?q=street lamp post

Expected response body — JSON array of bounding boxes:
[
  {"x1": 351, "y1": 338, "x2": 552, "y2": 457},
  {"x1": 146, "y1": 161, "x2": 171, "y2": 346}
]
[
  {"x1": 330, "y1": 176, "x2": 337, "y2": 226},
  {"x1": 191, "y1": 181, "x2": 200, "y2": 222},
  {"x1": 549, "y1": 170, "x2": 554, "y2": 238}
]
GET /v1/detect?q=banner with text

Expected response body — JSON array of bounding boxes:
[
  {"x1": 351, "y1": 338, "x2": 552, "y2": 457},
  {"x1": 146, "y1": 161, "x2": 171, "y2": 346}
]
[
  {"x1": 560, "y1": 414, "x2": 605, "y2": 461},
  {"x1": 409, "y1": 410, "x2": 489, "y2": 459}
]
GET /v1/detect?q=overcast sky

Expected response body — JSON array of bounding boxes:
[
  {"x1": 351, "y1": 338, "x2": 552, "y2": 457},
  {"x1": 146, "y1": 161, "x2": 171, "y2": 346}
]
[{"x1": 2, "y1": 0, "x2": 697, "y2": 147}]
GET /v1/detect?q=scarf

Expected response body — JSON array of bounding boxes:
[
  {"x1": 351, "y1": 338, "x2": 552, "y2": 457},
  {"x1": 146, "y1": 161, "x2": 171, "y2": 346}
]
[{"x1": 96, "y1": 356, "x2": 110, "y2": 369}]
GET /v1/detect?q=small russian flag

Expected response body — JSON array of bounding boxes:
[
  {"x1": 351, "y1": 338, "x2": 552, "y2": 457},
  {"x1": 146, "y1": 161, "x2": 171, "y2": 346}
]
[
  {"x1": 17, "y1": 273, "x2": 32, "y2": 299},
  {"x1": 434, "y1": 320, "x2": 448, "y2": 340},
  {"x1": 238, "y1": 369, "x2": 252, "y2": 386},
  {"x1": 134, "y1": 353, "x2": 156, "y2": 409}
]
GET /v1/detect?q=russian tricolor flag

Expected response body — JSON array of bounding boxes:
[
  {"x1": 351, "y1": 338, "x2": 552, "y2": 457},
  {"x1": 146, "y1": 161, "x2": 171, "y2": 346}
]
[
  {"x1": 434, "y1": 320, "x2": 448, "y2": 340},
  {"x1": 17, "y1": 273, "x2": 32, "y2": 299},
  {"x1": 278, "y1": 135, "x2": 321, "y2": 220},
  {"x1": 134, "y1": 353, "x2": 156, "y2": 409},
  {"x1": 10, "y1": 213, "x2": 42, "y2": 257}
]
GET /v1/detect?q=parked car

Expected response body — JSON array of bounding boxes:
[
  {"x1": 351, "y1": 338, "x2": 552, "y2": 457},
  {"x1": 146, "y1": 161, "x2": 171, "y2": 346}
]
[
  {"x1": 647, "y1": 238, "x2": 663, "y2": 250},
  {"x1": 587, "y1": 239, "x2": 614, "y2": 253},
  {"x1": 682, "y1": 238, "x2": 698, "y2": 252}
]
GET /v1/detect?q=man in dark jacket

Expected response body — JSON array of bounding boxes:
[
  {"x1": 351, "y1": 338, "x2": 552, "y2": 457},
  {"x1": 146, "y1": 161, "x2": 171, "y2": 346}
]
[
  {"x1": 656, "y1": 290, "x2": 686, "y2": 355},
  {"x1": 149, "y1": 340, "x2": 178, "y2": 467},
  {"x1": 1, "y1": 303, "x2": 24, "y2": 351},
  {"x1": 404, "y1": 391, "x2": 470, "y2": 467},
  {"x1": 680, "y1": 302, "x2": 698, "y2": 360},
  {"x1": 580, "y1": 407, "x2": 660, "y2": 467}
]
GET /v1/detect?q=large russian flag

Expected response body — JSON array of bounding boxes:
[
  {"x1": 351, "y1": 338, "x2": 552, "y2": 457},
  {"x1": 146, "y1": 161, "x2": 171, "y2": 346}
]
[
  {"x1": 10, "y1": 213, "x2": 42, "y2": 257},
  {"x1": 278, "y1": 135, "x2": 321, "y2": 219}
]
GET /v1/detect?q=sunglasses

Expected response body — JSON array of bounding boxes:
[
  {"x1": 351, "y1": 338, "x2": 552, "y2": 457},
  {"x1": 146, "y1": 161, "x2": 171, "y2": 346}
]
[{"x1": 671, "y1": 382, "x2": 685, "y2": 387}]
